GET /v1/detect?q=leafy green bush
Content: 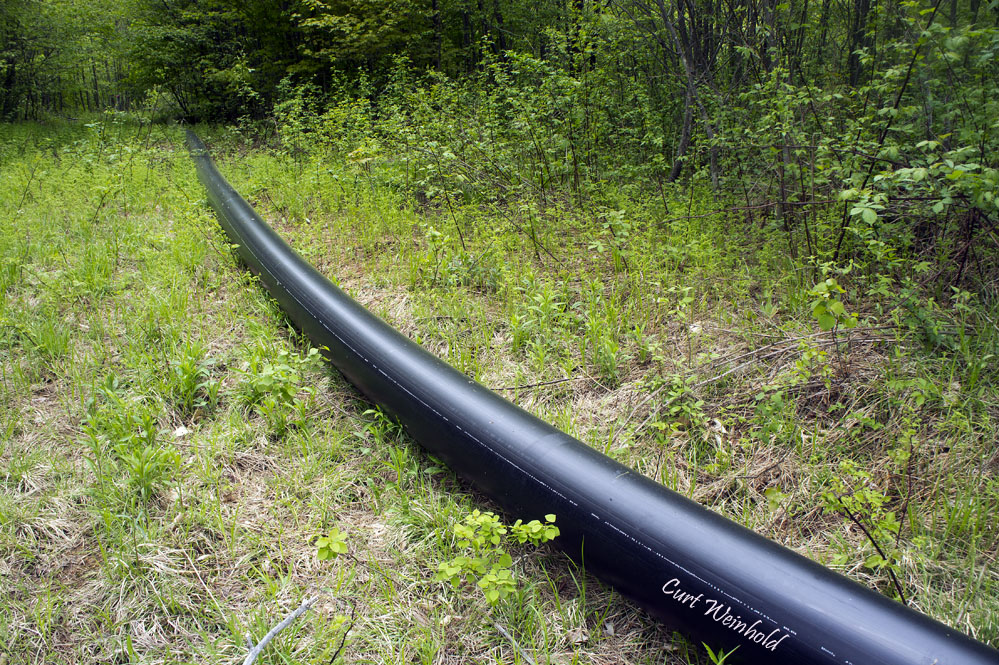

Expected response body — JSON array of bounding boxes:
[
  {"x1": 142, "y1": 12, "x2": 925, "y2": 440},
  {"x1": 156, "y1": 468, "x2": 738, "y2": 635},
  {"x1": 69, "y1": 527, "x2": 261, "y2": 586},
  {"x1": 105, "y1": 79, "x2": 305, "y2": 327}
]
[
  {"x1": 80, "y1": 377, "x2": 179, "y2": 512},
  {"x1": 239, "y1": 346, "x2": 321, "y2": 437},
  {"x1": 435, "y1": 510, "x2": 559, "y2": 605},
  {"x1": 167, "y1": 339, "x2": 220, "y2": 418}
]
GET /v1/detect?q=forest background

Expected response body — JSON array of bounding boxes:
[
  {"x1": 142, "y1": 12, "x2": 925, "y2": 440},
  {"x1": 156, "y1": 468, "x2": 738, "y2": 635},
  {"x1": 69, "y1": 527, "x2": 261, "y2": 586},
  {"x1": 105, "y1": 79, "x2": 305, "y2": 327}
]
[{"x1": 5, "y1": 0, "x2": 999, "y2": 271}]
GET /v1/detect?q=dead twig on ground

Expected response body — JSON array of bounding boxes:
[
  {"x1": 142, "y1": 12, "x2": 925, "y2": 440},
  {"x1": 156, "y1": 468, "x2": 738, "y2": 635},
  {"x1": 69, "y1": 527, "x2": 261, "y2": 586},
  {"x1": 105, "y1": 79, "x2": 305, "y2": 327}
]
[
  {"x1": 492, "y1": 376, "x2": 578, "y2": 391},
  {"x1": 494, "y1": 622, "x2": 537, "y2": 665},
  {"x1": 243, "y1": 596, "x2": 317, "y2": 665},
  {"x1": 181, "y1": 549, "x2": 224, "y2": 617}
]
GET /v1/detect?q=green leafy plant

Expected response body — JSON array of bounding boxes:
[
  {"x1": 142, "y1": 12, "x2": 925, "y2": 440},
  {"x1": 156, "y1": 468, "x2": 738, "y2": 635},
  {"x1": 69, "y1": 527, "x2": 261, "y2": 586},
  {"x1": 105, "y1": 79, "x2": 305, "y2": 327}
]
[
  {"x1": 239, "y1": 346, "x2": 320, "y2": 436},
  {"x1": 316, "y1": 527, "x2": 349, "y2": 561},
  {"x1": 509, "y1": 516, "x2": 561, "y2": 546},
  {"x1": 589, "y1": 208, "x2": 632, "y2": 272},
  {"x1": 168, "y1": 339, "x2": 220, "y2": 417},
  {"x1": 435, "y1": 510, "x2": 559, "y2": 605},
  {"x1": 580, "y1": 278, "x2": 627, "y2": 384},
  {"x1": 660, "y1": 375, "x2": 706, "y2": 435},
  {"x1": 750, "y1": 384, "x2": 794, "y2": 443},
  {"x1": 80, "y1": 377, "x2": 179, "y2": 514},
  {"x1": 667, "y1": 285, "x2": 697, "y2": 365},
  {"x1": 121, "y1": 442, "x2": 179, "y2": 508},
  {"x1": 360, "y1": 407, "x2": 403, "y2": 442},
  {"x1": 702, "y1": 643, "x2": 739, "y2": 664},
  {"x1": 792, "y1": 342, "x2": 834, "y2": 388},
  {"x1": 808, "y1": 278, "x2": 857, "y2": 332},
  {"x1": 240, "y1": 346, "x2": 318, "y2": 405},
  {"x1": 821, "y1": 459, "x2": 907, "y2": 602}
]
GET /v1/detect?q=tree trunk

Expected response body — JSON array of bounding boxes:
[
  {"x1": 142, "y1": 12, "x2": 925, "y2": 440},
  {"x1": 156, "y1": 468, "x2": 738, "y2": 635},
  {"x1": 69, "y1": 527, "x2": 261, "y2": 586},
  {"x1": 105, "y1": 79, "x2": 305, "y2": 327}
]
[
  {"x1": 667, "y1": 86, "x2": 693, "y2": 182},
  {"x1": 461, "y1": 8, "x2": 473, "y2": 71},
  {"x1": 492, "y1": 0, "x2": 507, "y2": 53},
  {"x1": 657, "y1": 1, "x2": 720, "y2": 189},
  {"x1": 91, "y1": 62, "x2": 101, "y2": 109},
  {"x1": 847, "y1": 0, "x2": 872, "y2": 87},
  {"x1": 1, "y1": 63, "x2": 16, "y2": 119},
  {"x1": 432, "y1": 0, "x2": 442, "y2": 69},
  {"x1": 818, "y1": 0, "x2": 831, "y2": 56}
]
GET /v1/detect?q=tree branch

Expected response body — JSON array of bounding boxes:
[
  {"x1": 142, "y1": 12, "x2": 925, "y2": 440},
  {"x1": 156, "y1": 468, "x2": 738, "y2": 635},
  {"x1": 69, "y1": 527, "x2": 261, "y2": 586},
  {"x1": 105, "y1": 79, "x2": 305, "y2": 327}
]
[{"x1": 243, "y1": 596, "x2": 318, "y2": 665}]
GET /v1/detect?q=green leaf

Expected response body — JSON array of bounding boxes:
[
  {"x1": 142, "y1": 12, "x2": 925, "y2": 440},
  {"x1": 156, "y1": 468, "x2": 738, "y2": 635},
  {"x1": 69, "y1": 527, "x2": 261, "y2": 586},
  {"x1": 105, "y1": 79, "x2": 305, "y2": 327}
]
[
  {"x1": 860, "y1": 207, "x2": 877, "y2": 224},
  {"x1": 864, "y1": 554, "x2": 886, "y2": 569},
  {"x1": 817, "y1": 313, "x2": 836, "y2": 331}
]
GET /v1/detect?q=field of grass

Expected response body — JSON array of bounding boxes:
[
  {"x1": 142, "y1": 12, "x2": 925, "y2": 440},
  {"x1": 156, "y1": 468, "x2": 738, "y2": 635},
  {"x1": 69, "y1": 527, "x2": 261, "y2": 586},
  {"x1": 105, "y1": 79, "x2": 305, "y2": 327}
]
[{"x1": 1, "y1": 116, "x2": 996, "y2": 664}]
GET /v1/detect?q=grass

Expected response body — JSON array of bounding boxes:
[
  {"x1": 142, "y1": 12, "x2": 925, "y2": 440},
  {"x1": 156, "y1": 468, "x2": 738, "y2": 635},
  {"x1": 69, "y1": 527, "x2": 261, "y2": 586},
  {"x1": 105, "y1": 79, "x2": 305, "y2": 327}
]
[{"x1": 1, "y1": 115, "x2": 996, "y2": 664}]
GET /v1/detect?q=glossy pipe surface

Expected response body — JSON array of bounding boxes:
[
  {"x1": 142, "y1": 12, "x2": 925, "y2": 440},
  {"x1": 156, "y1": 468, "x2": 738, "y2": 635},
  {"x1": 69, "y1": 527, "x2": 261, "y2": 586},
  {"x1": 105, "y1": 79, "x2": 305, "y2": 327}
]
[{"x1": 187, "y1": 131, "x2": 997, "y2": 665}]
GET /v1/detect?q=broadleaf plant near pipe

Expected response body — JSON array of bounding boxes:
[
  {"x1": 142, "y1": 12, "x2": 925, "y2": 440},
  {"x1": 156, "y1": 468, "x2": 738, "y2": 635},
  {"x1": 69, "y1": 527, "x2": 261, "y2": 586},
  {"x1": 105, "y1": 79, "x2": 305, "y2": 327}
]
[{"x1": 187, "y1": 131, "x2": 997, "y2": 665}]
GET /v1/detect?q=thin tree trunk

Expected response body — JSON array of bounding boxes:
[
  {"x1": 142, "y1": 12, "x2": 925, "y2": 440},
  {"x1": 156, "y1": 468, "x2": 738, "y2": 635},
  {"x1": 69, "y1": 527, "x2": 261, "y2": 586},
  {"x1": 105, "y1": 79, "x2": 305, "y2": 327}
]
[
  {"x1": 847, "y1": 0, "x2": 872, "y2": 87},
  {"x1": 778, "y1": 135, "x2": 796, "y2": 258},
  {"x1": 432, "y1": 0, "x2": 442, "y2": 69},
  {"x1": 461, "y1": 8, "x2": 473, "y2": 71},
  {"x1": 668, "y1": 87, "x2": 693, "y2": 182},
  {"x1": 818, "y1": 0, "x2": 831, "y2": 57},
  {"x1": 658, "y1": 3, "x2": 720, "y2": 189},
  {"x1": 91, "y1": 62, "x2": 101, "y2": 109},
  {"x1": 493, "y1": 0, "x2": 507, "y2": 53},
  {"x1": 1, "y1": 63, "x2": 16, "y2": 118}
]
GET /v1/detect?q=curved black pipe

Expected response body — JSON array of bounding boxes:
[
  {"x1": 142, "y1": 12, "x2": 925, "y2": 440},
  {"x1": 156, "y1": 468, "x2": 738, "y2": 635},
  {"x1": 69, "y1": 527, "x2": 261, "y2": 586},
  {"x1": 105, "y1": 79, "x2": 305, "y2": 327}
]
[{"x1": 187, "y1": 131, "x2": 996, "y2": 665}]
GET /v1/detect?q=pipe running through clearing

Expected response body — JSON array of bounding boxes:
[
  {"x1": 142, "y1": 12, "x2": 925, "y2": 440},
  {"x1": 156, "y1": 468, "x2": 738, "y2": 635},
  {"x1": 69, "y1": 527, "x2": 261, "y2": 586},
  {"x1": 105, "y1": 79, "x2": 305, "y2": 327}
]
[{"x1": 187, "y1": 131, "x2": 997, "y2": 665}]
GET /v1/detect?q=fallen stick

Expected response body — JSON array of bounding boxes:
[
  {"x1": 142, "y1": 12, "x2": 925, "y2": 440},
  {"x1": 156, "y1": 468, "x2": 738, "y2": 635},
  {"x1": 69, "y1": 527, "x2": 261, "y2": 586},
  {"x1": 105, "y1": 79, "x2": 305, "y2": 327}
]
[
  {"x1": 494, "y1": 622, "x2": 537, "y2": 665},
  {"x1": 243, "y1": 596, "x2": 317, "y2": 665}
]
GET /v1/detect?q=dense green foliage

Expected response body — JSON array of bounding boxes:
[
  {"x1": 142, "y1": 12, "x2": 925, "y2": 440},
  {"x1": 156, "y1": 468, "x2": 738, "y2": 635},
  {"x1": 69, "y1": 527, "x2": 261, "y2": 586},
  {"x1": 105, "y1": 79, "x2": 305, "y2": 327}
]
[{"x1": 6, "y1": 1, "x2": 996, "y2": 294}]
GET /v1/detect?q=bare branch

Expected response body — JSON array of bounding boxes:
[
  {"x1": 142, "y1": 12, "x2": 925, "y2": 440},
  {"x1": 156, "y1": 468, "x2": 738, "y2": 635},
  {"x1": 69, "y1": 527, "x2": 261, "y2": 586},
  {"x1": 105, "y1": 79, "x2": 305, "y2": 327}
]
[
  {"x1": 494, "y1": 622, "x2": 537, "y2": 665},
  {"x1": 243, "y1": 596, "x2": 318, "y2": 665}
]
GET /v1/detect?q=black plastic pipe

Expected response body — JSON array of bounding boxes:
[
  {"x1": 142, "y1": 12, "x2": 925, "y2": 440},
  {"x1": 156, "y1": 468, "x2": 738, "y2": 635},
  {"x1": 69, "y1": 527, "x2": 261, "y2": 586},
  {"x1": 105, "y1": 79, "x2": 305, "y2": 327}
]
[{"x1": 187, "y1": 131, "x2": 996, "y2": 665}]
